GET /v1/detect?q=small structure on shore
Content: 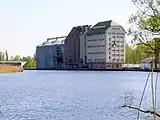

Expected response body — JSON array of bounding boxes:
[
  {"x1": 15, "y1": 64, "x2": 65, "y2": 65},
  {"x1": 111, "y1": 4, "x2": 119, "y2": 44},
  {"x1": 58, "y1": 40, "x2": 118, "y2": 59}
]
[
  {"x1": 0, "y1": 61, "x2": 26, "y2": 73},
  {"x1": 140, "y1": 57, "x2": 159, "y2": 69}
]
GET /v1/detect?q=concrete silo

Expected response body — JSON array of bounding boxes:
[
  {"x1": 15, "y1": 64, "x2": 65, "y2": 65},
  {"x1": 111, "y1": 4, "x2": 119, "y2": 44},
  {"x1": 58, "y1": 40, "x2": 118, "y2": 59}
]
[{"x1": 36, "y1": 36, "x2": 66, "y2": 69}]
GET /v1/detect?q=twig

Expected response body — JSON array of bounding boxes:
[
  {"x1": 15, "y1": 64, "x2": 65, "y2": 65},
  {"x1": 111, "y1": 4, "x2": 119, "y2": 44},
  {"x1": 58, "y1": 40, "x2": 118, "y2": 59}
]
[
  {"x1": 122, "y1": 105, "x2": 160, "y2": 117},
  {"x1": 137, "y1": 71, "x2": 150, "y2": 120}
]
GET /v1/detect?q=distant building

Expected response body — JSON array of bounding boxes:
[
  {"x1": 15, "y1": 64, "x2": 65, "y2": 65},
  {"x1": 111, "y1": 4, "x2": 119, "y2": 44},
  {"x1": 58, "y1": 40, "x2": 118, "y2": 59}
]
[
  {"x1": 80, "y1": 20, "x2": 126, "y2": 69},
  {"x1": 36, "y1": 37, "x2": 65, "y2": 69},
  {"x1": 64, "y1": 25, "x2": 91, "y2": 68},
  {"x1": 140, "y1": 57, "x2": 159, "y2": 69}
]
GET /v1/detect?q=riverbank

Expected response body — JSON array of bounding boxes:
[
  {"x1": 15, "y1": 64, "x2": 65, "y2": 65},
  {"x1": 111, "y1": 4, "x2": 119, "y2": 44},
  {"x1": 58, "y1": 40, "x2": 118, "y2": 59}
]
[
  {"x1": 0, "y1": 65, "x2": 23, "y2": 73},
  {"x1": 24, "y1": 68, "x2": 160, "y2": 72}
]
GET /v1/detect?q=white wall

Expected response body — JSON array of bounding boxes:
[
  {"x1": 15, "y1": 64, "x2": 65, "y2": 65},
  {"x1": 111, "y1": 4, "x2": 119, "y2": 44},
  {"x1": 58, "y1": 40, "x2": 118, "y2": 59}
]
[{"x1": 105, "y1": 26, "x2": 126, "y2": 63}]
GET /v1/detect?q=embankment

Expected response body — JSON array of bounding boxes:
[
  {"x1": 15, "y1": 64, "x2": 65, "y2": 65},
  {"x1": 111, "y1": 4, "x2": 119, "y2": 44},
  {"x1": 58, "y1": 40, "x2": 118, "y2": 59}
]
[
  {"x1": 0, "y1": 65, "x2": 23, "y2": 73},
  {"x1": 24, "y1": 68, "x2": 160, "y2": 72}
]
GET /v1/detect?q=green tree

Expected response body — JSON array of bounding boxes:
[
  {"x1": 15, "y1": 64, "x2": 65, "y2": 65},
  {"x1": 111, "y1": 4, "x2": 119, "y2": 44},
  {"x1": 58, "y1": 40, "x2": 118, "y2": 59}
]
[
  {"x1": 129, "y1": 0, "x2": 160, "y2": 69},
  {"x1": 13, "y1": 55, "x2": 21, "y2": 61},
  {"x1": 5, "y1": 50, "x2": 8, "y2": 61},
  {"x1": 125, "y1": 44, "x2": 133, "y2": 64},
  {"x1": 0, "y1": 52, "x2": 5, "y2": 61},
  {"x1": 21, "y1": 56, "x2": 36, "y2": 68}
]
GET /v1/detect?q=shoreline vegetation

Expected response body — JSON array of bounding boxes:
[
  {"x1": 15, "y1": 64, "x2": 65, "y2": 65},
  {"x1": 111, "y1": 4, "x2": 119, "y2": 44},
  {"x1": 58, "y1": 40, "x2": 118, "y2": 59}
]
[{"x1": 0, "y1": 65, "x2": 23, "y2": 73}]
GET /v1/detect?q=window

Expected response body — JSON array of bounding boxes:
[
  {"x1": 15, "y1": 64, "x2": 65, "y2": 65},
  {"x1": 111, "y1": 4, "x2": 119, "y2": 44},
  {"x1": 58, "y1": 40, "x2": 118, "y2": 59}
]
[
  {"x1": 109, "y1": 38, "x2": 111, "y2": 41},
  {"x1": 88, "y1": 59, "x2": 92, "y2": 61},
  {"x1": 112, "y1": 36, "x2": 115, "y2": 38},
  {"x1": 109, "y1": 52, "x2": 111, "y2": 55},
  {"x1": 109, "y1": 56, "x2": 111, "y2": 59}
]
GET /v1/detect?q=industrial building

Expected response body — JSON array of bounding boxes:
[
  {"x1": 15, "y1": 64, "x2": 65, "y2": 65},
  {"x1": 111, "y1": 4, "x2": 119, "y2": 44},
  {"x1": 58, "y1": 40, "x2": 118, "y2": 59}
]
[
  {"x1": 80, "y1": 20, "x2": 126, "y2": 69},
  {"x1": 36, "y1": 20, "x2": 126, "y2": 69},
  {"x1": 64, "y1": 25, "x2": 91, "y2": 68},
  {"x1": 36, "y1": 36, "x2": 66, "y2": 69}
]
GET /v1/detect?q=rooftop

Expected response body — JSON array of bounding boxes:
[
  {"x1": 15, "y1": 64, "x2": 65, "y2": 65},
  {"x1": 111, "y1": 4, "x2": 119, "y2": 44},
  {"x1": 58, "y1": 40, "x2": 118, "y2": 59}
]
[{"x1": 87, "y1": 20, "x2": 121, "y2": 35}]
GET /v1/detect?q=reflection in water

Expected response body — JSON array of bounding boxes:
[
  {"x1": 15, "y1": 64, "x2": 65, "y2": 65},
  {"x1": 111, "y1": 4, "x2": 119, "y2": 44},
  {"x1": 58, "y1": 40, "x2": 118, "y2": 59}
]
[{"x1": 0, "y1": 71, "x2": 158, "y2": 120}]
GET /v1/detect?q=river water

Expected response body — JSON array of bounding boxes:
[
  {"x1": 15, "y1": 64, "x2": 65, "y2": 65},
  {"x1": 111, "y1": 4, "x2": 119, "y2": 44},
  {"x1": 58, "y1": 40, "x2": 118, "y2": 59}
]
[{"x1": 0, "y1": 71, "x2": 159, "y2": 120}]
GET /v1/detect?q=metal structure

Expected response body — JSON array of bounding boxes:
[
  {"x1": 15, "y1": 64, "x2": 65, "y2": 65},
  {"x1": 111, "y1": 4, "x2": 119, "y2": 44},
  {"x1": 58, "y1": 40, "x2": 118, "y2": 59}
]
[
  {"x1": 36, "y1": 36, "x2": 66, "y2": 69},
  {"x1": 38, "y1": 36, "x2": 67, "y2": 46}
]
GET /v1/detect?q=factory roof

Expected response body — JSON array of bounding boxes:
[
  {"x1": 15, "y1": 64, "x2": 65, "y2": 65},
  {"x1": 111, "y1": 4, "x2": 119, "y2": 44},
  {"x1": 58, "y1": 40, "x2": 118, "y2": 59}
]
[
  {"x1": 87, "y1": 20, "x2": 122, "y2": 35},
  {"x1": 38, "y1": 36, "x2": 66, "y2": 46}
]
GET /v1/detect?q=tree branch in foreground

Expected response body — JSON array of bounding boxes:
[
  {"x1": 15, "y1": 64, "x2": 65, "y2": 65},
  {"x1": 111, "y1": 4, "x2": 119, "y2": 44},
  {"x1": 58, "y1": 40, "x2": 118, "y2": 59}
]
[{"x1": 121, "y1": 105, "x2": 160, "y2": 117}]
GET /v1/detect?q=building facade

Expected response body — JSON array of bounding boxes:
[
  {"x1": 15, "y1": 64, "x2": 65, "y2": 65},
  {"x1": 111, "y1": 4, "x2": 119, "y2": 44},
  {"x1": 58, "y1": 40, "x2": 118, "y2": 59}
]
[
  {"x1": 80, "y1": 20, "x2": 126, "y2": 69},
  {"x1": 64, "y1": 25, "x2": 91, "y2": 68},
  {"x1": 36, "y1": 37, "x2": 65, "y2": 69}
]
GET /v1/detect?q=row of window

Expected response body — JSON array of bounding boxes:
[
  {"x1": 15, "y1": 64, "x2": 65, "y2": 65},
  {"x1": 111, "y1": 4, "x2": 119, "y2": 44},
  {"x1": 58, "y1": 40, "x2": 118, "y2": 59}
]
[
  {"x1": 109, "y1": 42, "x2": 124, "y2": 46},
  {"x1": 112, "y1": 28, "x2": 120, "y2": 30},
  {"x1": 111, "y1": 54, "x2": 124, "y2": 56},
  {"x1": 110, "y1": 36, "x2": 124, "y2": 39},
  {"x1": 88, "y1": 58, "x2": 124, "y2": 62},
  {"x1": 108, "y1": 46, "x2": 124, "y2": 50},
  {"x1": 87, "y1": 45, "x2": 105, "y2": 48},
  {"x1": 108, "y1": 33, "x2": 124, "y2": 35},
  {"x1": 87, "y1": 52, "x2": 105, "y2": 54},
  {"x1": 88, "y1": 39, "x2": 104, "y2": 42},
  {"x1": 111, "y1": 59, "x2": 124, "y2": 61},
  {"x1": 88, "y1": 59, "x2": 105, "y2": 62},
  {"x1": 110, "y1": 49, "x2": 124, "y2": 52}
]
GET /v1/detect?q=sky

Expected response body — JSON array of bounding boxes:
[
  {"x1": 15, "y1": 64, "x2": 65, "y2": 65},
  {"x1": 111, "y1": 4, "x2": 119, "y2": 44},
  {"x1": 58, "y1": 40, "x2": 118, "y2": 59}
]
[{"x1": 0, "y1": 0, "x2": 137, "y2": 57}]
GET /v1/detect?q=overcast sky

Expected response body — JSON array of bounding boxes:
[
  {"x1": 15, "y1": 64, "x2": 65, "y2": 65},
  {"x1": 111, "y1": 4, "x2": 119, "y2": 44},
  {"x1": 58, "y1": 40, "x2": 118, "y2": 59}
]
[{"x1": 0, "y1": 0, "x2": 137, "y2": 57}]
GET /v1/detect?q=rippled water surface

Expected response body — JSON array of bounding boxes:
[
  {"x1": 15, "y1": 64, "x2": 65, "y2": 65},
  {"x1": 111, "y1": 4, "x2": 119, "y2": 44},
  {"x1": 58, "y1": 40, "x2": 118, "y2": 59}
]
[{"x1": 0, "y1": 71, "x2": 158, "y2": 120}]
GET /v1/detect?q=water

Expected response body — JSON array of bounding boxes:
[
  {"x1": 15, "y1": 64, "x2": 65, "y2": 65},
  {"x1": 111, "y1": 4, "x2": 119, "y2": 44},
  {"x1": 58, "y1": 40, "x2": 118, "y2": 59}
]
[{"x1": 0, "y1": 71, "x2": 159, "y2": 120}]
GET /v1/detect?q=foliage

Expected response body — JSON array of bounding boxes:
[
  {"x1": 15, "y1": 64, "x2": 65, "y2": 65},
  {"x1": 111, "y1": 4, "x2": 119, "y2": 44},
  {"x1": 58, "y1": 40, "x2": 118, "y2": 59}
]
[
  {"x1": 13, "y1": 55, "x2": 21, "y2": 61},
  {"x1": 125, "y1": 43, "x2": 151, "y2": 64},
  {"x1": 0, "y1": 52, "x2": 5, "y2": 61},
  {"x1": 129, "y1": 0, "x2": 160, "y2": 68},
  {"x1": 21, "y1": 56, "x2": 36, "y2": 68}
]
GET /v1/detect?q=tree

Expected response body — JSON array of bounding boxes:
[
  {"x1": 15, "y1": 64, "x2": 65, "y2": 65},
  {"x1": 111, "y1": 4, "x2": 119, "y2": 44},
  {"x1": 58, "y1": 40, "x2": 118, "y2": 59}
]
[
  {"x1": 21, "y1": 56, "x2": 36, "y2": 68},
  {"x1": 125, "y1": 43, "x2": 149, "y2": 64},
  {"x1": 129, "y1": 0, "x2": 160, "y2": 69},
  {"x1": 13, "y1": 55, "x2": 21, "y2": 61},
  {"x1": 5, "y1": 50, "x2": 8, "y2": 61},
  {"x1": 0, "y1": 52, "x2": 4, "y2": 61}
]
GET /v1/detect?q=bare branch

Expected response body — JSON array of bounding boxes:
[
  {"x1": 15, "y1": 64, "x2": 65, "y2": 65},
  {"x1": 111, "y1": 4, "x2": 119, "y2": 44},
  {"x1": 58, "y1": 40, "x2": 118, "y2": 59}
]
[{"x1": 122, "y1": 105, "x2": 160, "y2": 117}]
